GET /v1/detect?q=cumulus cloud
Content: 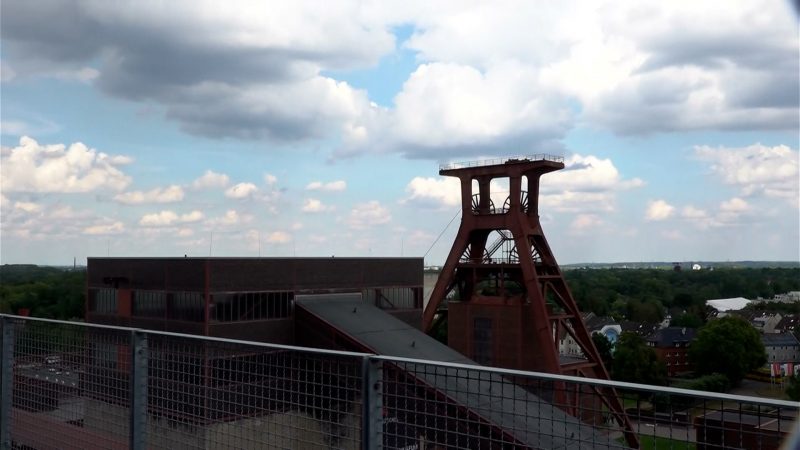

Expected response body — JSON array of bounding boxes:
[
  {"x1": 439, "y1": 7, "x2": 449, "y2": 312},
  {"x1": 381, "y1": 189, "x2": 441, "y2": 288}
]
[
  {"x1": 569, "y1": 214, "x2": 604, "y2": 233},
  {"x1": 266, "y1": 231, "x2": 291, "y2": 243},
  {"x1": 645, "y1": 200, "x2": 675, "y2": 221},
  {"x1": 306, "y1": 180, "x2": 346, "y2": 191},
  {"x1": 114, "y1": 185, "x2": 184, "y2": 204},
  {"x1": 1, "y1": 136, "x2": 132, "y2": 193},
  {"x1": 207, "y1": 210, "x2": 245, "y2": 227},
  {"x1": 83, "y1": 221, "x2": 125, "y2": 235},
  {"x1": 301, "y1": 198, "x2": 333, "y2": 213},
  {"x1": 364, "y1": 61, "x2": 572, "y2": 158},
  {"x1": 224, "y1": 182, "x2": 258, "y2": 199},
  {"x1": 13, "y1": 201, "x2": 42, "y2": 213},
  {"x1": 695, "y1": 144, "x2": 799, "y2": 200},
  {"x1": 404, "y1": 177, "x2": 461, "y2": 208},
  {"x1": 264, "y1": 173, "x2": 278, "y2": 186},
  {"x1": 139, "y1": 210, "x2": 204, "y2": 227},
  {"x1": 719, "y1": 197, "x2": 749, "y2": 213},
  {"x1": 2, "y1": 1, "x2": 795, "y2": 162},
  {"x1": 1, "y1": 0, "x2": 390, "y2": 142},
  {"x1": 192, "y1": 170, "x2": 230, "y2": 189},
  {"x1": 346, "y1": 200, "x2": 391, "y2": 229}
]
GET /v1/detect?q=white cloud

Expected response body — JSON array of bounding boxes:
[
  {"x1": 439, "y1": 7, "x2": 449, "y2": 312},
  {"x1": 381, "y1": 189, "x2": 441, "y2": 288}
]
[
  {"x1": 344, "y1": 61, "x2": 571, "y2": 158},
  {"x1": 4, "y1": 2, "x2": 795, "y2": 161},
  {"x1": 139, "y1": 211, "x2": 179, "y2": 227},
  {"x1": 177, "y1": 228, "x2": 194, "y2": 237},
  {"x1": 695, "y1": 144, "x2": 799, "y2": 200},
  {"x1": 114, "y1": 185, "x2": 184, "y2": 204},
  {"x1": 305, "y1": 180, "x2": 346, "y2": 191},
  {"x1": 266, "y1": 231, "x2": 291, "y2": 243},
  {"x1": 207, "y1": 210, "x2": 244, "y2": 227},
  {"x1": 1, "y1": 136, "x2": 132, "y2": 193},
  {"x1": 264, "y1": 173, "x2": 278, "y2": 185},
  {"x1": 719, "y1": 197, "x2": 749, "y2": 213},
  {"x1": 545, "y1": 154, "x2": 645, "y2": 193},
  {"x1": 83, "y1": 221, "x2": 125, "y2": 235},
  {"x1": 347, "y1": 200, "x2": 391, "y2": 229},
  {"x1": 570, "y1": 214, "x2": 604, "y2": 233},
  {"x1": 139, "y1": 210, "x2": 204, "y2": 227},
  {"x1": 13, "y1": 201, "x2": 42, "y2": 213},
  {"x1": 404, "y1": 176, "x2": 461, "y2": 208},
  {"x1": 192, "y1": 170, "x2": 230, "y2": 189},
  {"x1": 180, "y1": 210, "x2": 205, "y2": 223},
  {"x1": 646, "y1": 199, "x2": 675, "y2": 221},
  {"x1": 301, "y1": 198, "x2": 333, "y2": 213},
  {"x1": 225, "y1": 182, "x2": 258, "y2": 199},
  {"x1": 681, "y1": 206, "x2": 708, "y2": 219}
]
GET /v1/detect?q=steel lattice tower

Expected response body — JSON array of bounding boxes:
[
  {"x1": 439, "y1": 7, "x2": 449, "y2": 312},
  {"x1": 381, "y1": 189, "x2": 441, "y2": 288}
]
[{"x1": 423, "y1": 155, "x2": 638, "y2": 448}]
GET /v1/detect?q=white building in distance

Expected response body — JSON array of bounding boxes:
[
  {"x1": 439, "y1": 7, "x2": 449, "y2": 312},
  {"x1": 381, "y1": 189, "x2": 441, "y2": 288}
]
[{"x1": 706, "y1": 297, "x2": 751, "y2": 317}]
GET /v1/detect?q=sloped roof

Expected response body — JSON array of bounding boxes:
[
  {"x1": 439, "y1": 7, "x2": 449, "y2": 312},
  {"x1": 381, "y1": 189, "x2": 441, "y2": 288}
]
[
  {"x1": 646, "y1": 327, "x2": 697, "y2": 347},
  {"x1": 706, "y1": 297, "x2": 751, "y2": 312},
  {"x1": 761, "y1": 333, "x2": 800, "y2": 347}
]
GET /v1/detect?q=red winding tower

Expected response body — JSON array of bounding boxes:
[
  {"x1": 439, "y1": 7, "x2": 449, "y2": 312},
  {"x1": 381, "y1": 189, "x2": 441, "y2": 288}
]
[{"x1": 423, "y1": 154, "x2": 638, "y2": 447}]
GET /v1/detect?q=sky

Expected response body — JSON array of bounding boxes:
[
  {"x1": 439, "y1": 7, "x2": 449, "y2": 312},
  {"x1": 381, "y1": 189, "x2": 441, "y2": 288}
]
[{"x1": 0, "y1": 0, "x2": 798, "y2": 266}]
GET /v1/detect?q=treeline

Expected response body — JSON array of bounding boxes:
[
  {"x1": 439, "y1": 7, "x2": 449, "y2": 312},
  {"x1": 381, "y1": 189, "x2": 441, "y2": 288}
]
[
  {"x1": 0, "y1": 265, "x2": 85, "y2": 320},
  {"x1": 564, "y1": 267, "x2": 800, "y2": 324}
]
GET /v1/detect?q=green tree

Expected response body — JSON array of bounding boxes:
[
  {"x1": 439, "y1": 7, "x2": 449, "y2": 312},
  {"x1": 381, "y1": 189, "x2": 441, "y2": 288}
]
[
  {"x1": 670, "y1": 313, "x2": 703, "y2": 328},
  {"x1": 611, "y1": 332, "x2": 667, "y2": 386},
  {"x1": 689, "y1": 317, "x2": 766, "y2": 385},
  {"x1": 786, "y1": 374, "x2": 800, "y2": 401}
]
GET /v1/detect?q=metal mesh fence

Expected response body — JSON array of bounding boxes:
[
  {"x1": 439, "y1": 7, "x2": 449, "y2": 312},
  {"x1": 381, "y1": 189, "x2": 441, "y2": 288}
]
[{"x1": 1, "y1": 315, "x2": 798, "y2": 450}]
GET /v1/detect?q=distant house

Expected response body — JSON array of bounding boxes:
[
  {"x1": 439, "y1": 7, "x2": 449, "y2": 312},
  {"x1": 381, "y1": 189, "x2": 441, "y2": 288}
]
[
  {"x1": 750, "y1": 313, "x2": 783, "y2": 334},
  {"x1": 646, "y1": 327, "x2": 697, "y2": 376},
  {"x1": 559, "y1": 313, "x2": 621, "y2": 357},
  {"x1": 774, "y1": 315, "x2": 798, "y2": 335},
  {"x1": 706, "y1": 297, "x2": 751, "y2": 317},
  {"x1": 761, "y1": 333, "x2": 800, "y2": 365},
  {"x1": 619, "y1": 320, "x2": 659, "y2": 337},
  {"x1": 773, "y1": 291, "x2": 800, "y2": 303}
]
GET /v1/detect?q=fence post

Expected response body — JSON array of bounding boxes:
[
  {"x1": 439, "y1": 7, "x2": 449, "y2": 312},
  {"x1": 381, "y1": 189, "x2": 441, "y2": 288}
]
[
  {"x1": 361, "y1": 356, "x2": 383, "y2": 450},
  {"x1": 129, "y1": 330, "x2": 148, "y2": 450},
  {"x1": 0, "y1": 317, "x2": 14, "y2": 450}
]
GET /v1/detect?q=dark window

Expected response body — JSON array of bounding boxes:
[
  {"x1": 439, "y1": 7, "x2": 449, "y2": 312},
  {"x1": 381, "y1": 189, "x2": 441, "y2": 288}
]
[
  {"x1": 211, "y1": 291, "x2": 293, "y2": 322},
  {"x1": 369, "y1": 287, "x2": 417, "y2": 309},
  {"x1": 132, "y1": 291, "x2": 167, "y2": 318},
  {"x1": 473, "y1": 317, "x2": 493, "y2": 365},
  {"x1": 169, "y1": 292, "x2": 205, "y2": 322},
  {"x1": 89, "y1": 288, "x2": 117, "y2": 314}
]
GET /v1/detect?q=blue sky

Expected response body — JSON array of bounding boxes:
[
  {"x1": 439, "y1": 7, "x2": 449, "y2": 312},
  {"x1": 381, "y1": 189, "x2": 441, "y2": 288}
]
[{"x1": 1, "y1": 0, "x2": 798, "y2": 266}]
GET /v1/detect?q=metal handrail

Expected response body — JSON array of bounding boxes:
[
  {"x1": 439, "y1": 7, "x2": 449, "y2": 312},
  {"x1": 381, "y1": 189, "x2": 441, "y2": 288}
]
[
  {"x1": 439, "y1": 154, "x2": 564, "y2": 171},
  {"x1": 2, "y1": 313, "x2": 798, "y2": 410}
]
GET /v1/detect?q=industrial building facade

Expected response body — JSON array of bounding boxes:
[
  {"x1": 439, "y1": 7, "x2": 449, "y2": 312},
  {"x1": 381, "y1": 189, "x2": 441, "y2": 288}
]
[{"x1": 86, "y1": 257, "x2": 424, "y2": 343}]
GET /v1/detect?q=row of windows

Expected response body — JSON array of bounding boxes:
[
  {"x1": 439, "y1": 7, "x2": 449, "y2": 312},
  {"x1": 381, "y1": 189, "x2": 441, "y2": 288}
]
[
  {"x1": 132, "y1": 291, "x2": 205, "y2": 322},
  {"x1": 211, "y1": 291, "x2": 293, "y2": 322},
  {"x1": 91, "y1": 286, "x2": 419, "y2": 321}
]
